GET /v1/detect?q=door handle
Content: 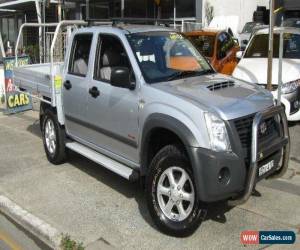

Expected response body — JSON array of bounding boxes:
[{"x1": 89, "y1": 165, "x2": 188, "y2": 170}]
[
  {"x1": 89, "y1": 86, "x2": 100, "y2": 98},
  {"x1": 64, "y1": 80, "x2": 72, "y2": 90}
]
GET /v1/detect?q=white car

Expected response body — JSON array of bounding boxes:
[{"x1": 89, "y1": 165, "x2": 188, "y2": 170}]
[{"x1": 233, "y1": 27, "x2": 300, "y2": 121}]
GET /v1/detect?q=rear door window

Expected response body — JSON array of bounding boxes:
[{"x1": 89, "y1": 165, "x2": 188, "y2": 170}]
[{"x1": 68, "y1": 34, "x2": 93, "y2": 77}]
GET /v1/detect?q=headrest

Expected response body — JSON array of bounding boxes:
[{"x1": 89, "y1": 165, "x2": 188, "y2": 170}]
[{"x1": 102, "y1": 49, "x2": 121, "y2": 67}]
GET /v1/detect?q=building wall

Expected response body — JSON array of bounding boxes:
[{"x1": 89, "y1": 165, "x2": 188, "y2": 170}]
[{"x1": 203, "y1": 0, "x2": 269, "y2": 31}]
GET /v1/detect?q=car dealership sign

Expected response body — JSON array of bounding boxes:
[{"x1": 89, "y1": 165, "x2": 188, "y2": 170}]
[{"x1": 3, "y1": 56, "x2": 32, "y2": 114}]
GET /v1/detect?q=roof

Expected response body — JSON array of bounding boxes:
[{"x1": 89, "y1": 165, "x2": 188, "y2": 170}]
[
  {"x1": 255, "y1": 27, "x2": 300, "y2": 35},
  {"x1": 78, "y1": 24, "x2": 174, "y2": 35},
  {"x1": 184, "y1": 28, "x2": 224, "y2": 36},
  {"x1": 119, "y1": 24, "x2": 174, "y2": 34}
]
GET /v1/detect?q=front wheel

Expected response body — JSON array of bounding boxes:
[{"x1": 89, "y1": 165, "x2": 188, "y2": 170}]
[
  {"x1": 146, "y1": 145, "x2": 203, "y2": 237},
  {"x1": 42, "y1": 110, "x2": 67, "y2": 165}
]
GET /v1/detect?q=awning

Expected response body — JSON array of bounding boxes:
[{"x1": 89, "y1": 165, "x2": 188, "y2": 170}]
[{"x1": 0, "y1": 0, "x2": 35, "y2": 9}]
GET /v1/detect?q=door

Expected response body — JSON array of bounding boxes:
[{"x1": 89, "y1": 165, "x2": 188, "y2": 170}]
[
  {"x1": 63, "y1": 33, "x2": 93, "y2": 140},
  {"x1": 86, "y1": 34, "x2": 140, "y2": 164}
]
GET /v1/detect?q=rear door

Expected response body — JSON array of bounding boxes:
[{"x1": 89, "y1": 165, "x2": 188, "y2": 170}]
[{"x1": 63, "y1": 33, "x2": 93, "y2": 140}]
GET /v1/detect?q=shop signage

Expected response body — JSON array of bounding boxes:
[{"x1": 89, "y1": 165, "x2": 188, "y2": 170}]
[{"x1": 3, "y1": 56, "x2": 32, "y2": 114}]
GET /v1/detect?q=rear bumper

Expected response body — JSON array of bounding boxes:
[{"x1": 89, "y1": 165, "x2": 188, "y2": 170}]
[{"x1": 189, "y1": 106, "x2": 290, "y2": 204}]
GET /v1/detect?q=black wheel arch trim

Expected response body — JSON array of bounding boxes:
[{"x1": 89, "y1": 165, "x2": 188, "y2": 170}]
[{"x1": 140, "y1": 113, "x2": 200, "y2": 176}]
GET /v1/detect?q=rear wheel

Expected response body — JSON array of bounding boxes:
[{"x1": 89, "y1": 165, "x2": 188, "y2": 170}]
[
  {"x1": 42, "y1": 110, "x2": 67, "y2": 164},
  {"x1": 146, "y1": 145, "x2": 203, "y2": 237}
]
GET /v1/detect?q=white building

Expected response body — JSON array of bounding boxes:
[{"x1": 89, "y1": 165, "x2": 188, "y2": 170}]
[{"x1": 203, "y1": 0, "x2": 269, "y2": 32}]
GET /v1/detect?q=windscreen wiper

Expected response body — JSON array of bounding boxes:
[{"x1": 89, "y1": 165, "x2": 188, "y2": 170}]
[{"x1": 167, "y1": 69, "x2": 215, "y2": 81}]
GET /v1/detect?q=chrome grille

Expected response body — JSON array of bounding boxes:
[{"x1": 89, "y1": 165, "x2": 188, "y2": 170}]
[{"x1": 234, "y1": 114, "x2": 280, "y2": 166}]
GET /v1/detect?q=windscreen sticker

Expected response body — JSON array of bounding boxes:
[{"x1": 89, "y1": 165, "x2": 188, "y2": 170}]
[
  {"x1": 54, "y1": 75, "x2": 62, "y2": 90},
  {"x1": 170, "y1": 33, "x2": 183, "y2": 40}
]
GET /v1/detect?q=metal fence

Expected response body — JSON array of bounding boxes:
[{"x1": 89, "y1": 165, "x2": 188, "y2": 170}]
[{"x1": 45, "y1": 31, "x2": 68, "y2": 63}]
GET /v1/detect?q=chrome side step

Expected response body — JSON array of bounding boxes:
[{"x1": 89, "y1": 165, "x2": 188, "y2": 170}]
[{"x1": 66, "y1": 142, "x2": 139, "y2": 181}]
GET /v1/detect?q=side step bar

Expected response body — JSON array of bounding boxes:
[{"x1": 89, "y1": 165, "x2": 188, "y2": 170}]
[{"x1": 66, "y1": 142, "x2": 139, "y2": 181}]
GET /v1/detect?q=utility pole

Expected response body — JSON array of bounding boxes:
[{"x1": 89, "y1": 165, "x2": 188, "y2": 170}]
[
  {"x1": 58, "y1": 0, "x2": 62, "y2": 22},
  {"x1": 277, "y1": 17, "x2": 284, "y2": 106},
  {"x1": 0, "y1": 33, "x2": 5, "y2": 58},
  {"x1": 267, "y1": 0, "x2": 275, "y2": 91},
  {"x1": 121, "y1": 0, "x2": 124, "y2": 18}
]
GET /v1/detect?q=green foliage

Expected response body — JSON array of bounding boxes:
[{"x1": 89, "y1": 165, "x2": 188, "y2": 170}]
[{"x1": 60, "y1": 234, "x2": 84, "y2": 250}]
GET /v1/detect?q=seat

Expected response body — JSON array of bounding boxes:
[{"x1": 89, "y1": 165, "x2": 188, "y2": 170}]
[
  {"x1": 73, "y1": 45, "x2": 89, "y2": 75},
  {"x1": 100, "y1": 49, "x2": 121, "y2": 81}
]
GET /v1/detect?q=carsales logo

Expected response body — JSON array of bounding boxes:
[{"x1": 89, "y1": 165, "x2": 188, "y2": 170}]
[{"x1": 241, "y1": 231, "x2": 296, "y2": 245}]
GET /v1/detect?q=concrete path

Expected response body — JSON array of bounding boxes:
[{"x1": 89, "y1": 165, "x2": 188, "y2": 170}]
[{"x1": 0, "y1": 111, "x2": 299, "y2": 249}]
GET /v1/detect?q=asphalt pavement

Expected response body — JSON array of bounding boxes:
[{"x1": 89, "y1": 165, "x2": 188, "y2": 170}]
[
  {"x1": 0, "y1": 110, "x2": 299, "y2": 250},
  {"x1": 0, "y1": 213, "x2": 50, "y2": 250}
]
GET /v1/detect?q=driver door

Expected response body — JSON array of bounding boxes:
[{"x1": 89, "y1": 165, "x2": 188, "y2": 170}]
[{"x1": 85, "y1": 33, "x2": 140, "y2": 164}]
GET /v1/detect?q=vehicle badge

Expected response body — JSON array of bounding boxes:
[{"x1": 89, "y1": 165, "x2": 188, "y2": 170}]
[{"x1": 260, "y1": 122, "x2": 267, "y2": 135}]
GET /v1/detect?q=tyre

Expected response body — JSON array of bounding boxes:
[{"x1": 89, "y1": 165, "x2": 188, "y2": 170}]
[
  {"x1": 42, "y1": 110, "x2": 67, "y2": 165},
  {"x1": 146, "y1": 145, "x2": 203, "y2": 237}
]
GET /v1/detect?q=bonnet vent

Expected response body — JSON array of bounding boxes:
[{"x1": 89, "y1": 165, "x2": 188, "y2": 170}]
[{"x1": 207, "y1": 81, "x2": 235, "y2": 91}]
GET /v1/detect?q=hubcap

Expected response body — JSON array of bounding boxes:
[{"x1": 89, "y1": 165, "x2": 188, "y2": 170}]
[
  {"x1": 44, "y1": 119, "x2": 56, "y2": 155},
  {"x1": 157, "y1": 166, "x2": 195, "y2": 222}
]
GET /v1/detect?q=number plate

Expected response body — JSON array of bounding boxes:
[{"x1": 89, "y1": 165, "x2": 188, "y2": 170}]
[{"x1": 259, "y1": 160, "x2": 275, "y2": 177}]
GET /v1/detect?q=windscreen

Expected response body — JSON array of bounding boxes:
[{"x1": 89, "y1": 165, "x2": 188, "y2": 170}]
[
  {"x1": 244, "y1": 33, "x2": 300, "y2": 59},
  {"x1": 186, "y1": 35, "x2": 215, "y2": 58},
  {"x1": 126, "y1": 31, "x2": 213, "y2": 84}
]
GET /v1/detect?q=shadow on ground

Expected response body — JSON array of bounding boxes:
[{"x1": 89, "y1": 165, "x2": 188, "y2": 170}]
[{"x1": 24, "y1": 119, "x2": 235, "y2": 236}]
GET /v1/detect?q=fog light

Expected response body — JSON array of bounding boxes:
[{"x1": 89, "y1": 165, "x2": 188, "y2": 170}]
[
  {"x1": 218, "y1": 167, "x2": 230, "y2": 185},
  {"x1": 294, "y1": 100, "x2": 299, "y2": 109}
]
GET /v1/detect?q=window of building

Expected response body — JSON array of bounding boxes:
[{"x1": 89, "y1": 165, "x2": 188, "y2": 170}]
[{"x1": 68, "y1": 34, "x2": 93, "y2": 77}]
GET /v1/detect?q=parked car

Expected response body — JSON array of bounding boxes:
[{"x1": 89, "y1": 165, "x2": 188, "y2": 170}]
[
  {"x1": 185, "y1": 29, "x2": 240, "y2": 75},
  {"x1": 239, "y1": 22, "x2": 263, "y2": 51},
  {"x1": 233, "y1": 27, "x2": 300, "y2": 121},
  {"x1": 13, "y1": 22, "x2": 290, "y2": 237},
  {"x1": 283, "y1": 18, "x2": 300, "y2": 28}
]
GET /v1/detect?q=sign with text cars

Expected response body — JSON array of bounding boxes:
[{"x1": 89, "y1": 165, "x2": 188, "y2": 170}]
[{"x1": 4, "y1": 56, "x2": 32, "y2": 114}]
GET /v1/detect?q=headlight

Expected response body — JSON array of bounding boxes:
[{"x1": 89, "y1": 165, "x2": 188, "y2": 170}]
[
  {"x1": 204, "y1": 112, "x2": 231, "y2": 152},
  {"x1": 281, "y1": 79, "x2": 300, "y2": 94}
]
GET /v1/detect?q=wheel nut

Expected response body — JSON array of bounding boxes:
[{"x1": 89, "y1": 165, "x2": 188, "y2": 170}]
[
  {"x1": 176, "y1": 201, "x2": 180, "y2": 205},
  {"x1": 180, "y1": 194, "x2": 183, "y2": 198},
  {"x1": 177, "y1": 186, "x2": 181, "y2": 190}
]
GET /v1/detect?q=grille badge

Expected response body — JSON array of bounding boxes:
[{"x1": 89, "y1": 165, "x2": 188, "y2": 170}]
[{"x1": 260, "y1": 122, "x2": 267, "y2": 135}]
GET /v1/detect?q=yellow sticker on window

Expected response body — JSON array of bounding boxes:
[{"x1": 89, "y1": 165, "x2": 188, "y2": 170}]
[
  {"x1": 54, "y1": 75, "x2": 62, "y2": 89},
  {"x1": 170, "y1": 33, "x2": 183, "y2": 41}
]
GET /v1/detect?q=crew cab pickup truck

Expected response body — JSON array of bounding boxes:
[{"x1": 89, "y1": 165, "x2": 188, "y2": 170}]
[{"x1": 13, "y1": 21, "x2": 290, "y2": 237}]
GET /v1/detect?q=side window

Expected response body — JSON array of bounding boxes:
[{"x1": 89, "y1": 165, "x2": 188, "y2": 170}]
[
  {"x1": 68, "y1": 34, "x2": 93, "y2": 77},
  {"x1": 94, "y1": 34, "x2": 134, "y2": 83},
  {"x1": 217, "y1": 32, "x2": 234, "y2": 59}
]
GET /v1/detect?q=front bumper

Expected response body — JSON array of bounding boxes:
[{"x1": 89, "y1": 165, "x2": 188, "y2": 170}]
[{"x1": 189, "y1": 106, "x2": 290, "y2": 204}]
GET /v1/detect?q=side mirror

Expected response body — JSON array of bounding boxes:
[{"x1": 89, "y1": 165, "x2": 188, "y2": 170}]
[
  {"x1": 236, "y1": 51, "x2": 243, "y2": 60},
  {"x1": 111, "y1": 67, "x2": 135, "y2": 90}
]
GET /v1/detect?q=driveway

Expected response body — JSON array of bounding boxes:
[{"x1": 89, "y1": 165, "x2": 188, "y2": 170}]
[{"x1": 0, "y1": 110, "x2": 299, "y2": 249}]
